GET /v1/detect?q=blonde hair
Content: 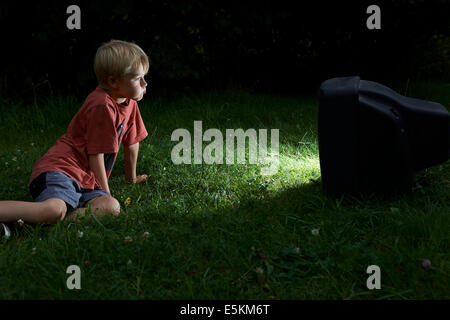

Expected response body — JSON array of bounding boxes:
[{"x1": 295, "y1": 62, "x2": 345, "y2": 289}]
[{"x1": 94, "y1": 39, "x2": 149, "y2": 87}]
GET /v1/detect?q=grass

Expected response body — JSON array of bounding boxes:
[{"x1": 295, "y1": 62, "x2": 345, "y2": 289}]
[{"x1": 0, "y1": 81, "x2": 449, "y2": 299}]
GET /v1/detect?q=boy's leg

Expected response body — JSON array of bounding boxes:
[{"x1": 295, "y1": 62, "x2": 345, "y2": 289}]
[
  {"x1": 0, "y1": 198, "x2": 67, "y2": 224},
  {"x1": 26, "y1": 171, "x2": 81, "y2": 223},
  {"x1": 66, "y1": 195, "x2": 121, "y2": 220}
]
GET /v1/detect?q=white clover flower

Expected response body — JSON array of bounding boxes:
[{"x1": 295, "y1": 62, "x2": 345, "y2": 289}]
[
  {"x1": 124, "y1": 236, "x2": 133, "y2": 244},
  {"x1": 311, "y1": 228, "x2": 320, "y2": 236}
]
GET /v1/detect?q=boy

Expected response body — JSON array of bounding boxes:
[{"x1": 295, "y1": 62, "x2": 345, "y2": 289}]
[{"x1": 0, "y1": 40, "x2": 150, "y2": 238}]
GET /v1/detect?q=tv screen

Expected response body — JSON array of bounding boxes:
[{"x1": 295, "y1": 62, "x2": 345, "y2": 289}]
[{"x1": 318, "y1": 76, "x2": 450, "y2": 196}]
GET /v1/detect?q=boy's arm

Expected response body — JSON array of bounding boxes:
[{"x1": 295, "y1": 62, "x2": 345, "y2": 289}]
[
  {"x1": 124, "y1": 142, "x2": 139, "y2": 182},
  {"x1": 124, "y1": 142, "x2": 148, "y2": 183},
  {"x1": 88, "y1": 153, "x2": 111, "y2": 195}
]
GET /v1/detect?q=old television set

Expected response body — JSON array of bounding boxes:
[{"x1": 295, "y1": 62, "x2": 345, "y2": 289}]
[{"x1": 318, "y1": 76, "x2": 449, "y2": 196}]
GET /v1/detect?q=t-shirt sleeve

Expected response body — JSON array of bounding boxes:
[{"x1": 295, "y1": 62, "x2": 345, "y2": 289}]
[
  {"x1": 85, "y1": 103, "x2": 119, "y2": 154},
  {"x1": 122, "y1": 103, "x2": 148, "y2": 146}
]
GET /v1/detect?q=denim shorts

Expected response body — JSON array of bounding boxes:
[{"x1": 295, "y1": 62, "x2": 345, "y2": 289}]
[{"x1": 29, "y1": 171, "x2": 109, "y2": 210}]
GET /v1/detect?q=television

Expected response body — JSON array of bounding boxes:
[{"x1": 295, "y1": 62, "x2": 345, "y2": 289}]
[{"x1": 318, "y1": 76, "x2": 450, "y2": 196}]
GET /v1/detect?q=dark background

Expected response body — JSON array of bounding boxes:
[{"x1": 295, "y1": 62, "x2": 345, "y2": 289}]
[{"x1": 0, "y1": 0, "x2": 449, "y2": 102}]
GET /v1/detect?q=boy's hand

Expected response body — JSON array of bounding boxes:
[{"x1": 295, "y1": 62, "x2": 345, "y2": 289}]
[{"x1": 127, "y1": 174, "x2": 149, "y2": 184}]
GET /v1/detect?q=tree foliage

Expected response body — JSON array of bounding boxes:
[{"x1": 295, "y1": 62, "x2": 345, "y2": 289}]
[{"x1": 0, "y1": 0, "x2": 448, "y2": 100}]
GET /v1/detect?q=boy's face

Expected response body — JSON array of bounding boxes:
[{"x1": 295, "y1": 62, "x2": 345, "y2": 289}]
[{"x1": 108, "y1": 64, "x2": 148, "y2": 103}]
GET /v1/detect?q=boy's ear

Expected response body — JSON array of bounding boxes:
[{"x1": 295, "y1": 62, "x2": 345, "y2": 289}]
[{"x1": 106, "y1": 75, "x2": 120, "y2": 89}]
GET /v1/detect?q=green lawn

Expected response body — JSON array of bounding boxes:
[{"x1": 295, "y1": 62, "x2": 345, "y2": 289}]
[{"x1": 0, "y1": 82, "x2": 449, "y2": 299}]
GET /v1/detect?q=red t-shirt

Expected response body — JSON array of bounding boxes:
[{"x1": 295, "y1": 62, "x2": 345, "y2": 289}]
[{"x1": 28, "y1": 86, "x2": 148, "y2": 190}]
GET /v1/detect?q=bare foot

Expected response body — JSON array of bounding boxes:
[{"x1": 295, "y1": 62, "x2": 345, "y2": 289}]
[{"x1": 128, "y1": 174, "x2": 149, "y2": 184}]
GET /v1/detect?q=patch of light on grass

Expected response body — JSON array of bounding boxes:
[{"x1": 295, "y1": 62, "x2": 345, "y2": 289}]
[
  {"x1": 263, "y1": 153, "x2": 321, "y2": 192},
  {"x1": 280, "y1": 154, "x2": 320, "y2": 175}
]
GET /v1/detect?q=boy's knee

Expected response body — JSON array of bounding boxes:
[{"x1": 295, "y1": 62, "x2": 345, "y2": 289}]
[
  {"x1": 90, "y1": 196, "x2": 121, "y2": 216},
  {"x1": 105, "y1": 197, "x2": 121, "y2": 216},
  {"x1": 40, "y1": 199, "x2": 67, "y2": 223}
]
